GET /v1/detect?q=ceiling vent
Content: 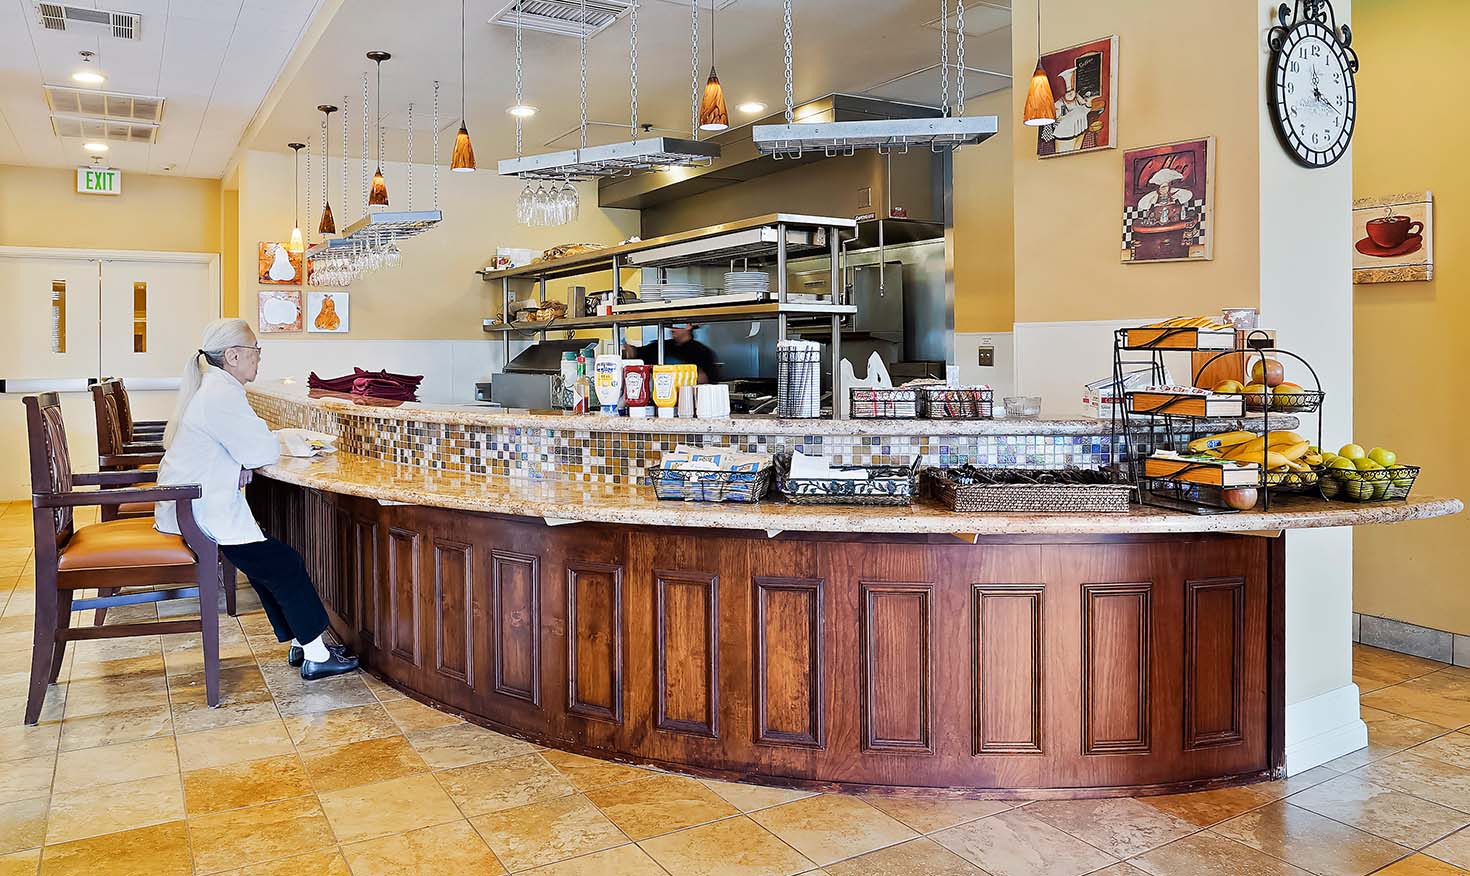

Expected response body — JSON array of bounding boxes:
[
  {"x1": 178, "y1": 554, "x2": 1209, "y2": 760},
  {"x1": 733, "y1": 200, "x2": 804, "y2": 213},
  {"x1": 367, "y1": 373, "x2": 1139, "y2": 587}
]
[
  {"x1": 37, "y1": 4, "x2": 141, "y2": 40},
  {"x1": 921, "y1": 0, "x2": 1009, "y2": 37},
  {"x1": 44, "y1": 85, "x2": 163, "y2": 144},
  {"x1": 490, "y1": 0, "x2": 634, "y2": 38}
]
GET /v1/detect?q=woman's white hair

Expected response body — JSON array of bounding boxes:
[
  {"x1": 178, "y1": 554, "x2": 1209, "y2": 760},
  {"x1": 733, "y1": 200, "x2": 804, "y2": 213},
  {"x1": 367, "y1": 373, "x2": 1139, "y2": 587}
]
[{"x1": 163, "y1": 318, "x2": 255, "y2": 447}]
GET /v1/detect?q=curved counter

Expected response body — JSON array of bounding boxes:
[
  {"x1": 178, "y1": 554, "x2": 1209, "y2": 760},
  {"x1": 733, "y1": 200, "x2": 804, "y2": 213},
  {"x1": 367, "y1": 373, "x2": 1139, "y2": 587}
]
[{"x1": 248, "y1": 446, "x2": 1460, "y2": 798}]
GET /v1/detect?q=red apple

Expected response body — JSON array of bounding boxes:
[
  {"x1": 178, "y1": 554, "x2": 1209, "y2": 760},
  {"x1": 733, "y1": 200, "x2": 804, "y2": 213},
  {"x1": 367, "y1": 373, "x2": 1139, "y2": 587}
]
[{"x1": 1250, "y1": 359, "x2": 1285, "y2": 388}]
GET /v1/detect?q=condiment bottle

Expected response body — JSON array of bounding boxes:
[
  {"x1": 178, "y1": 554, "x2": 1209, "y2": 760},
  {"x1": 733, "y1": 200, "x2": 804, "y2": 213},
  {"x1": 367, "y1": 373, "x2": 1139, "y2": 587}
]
[
  {"x1": 624, "y1": 362, "x2": 653, "y2": 418},
  {"x1": 651, "y1": 364, "x2": 679, "y2": 419},
  {"x1": 593, "y1": 354, "x2": 624, "y2": 415}
]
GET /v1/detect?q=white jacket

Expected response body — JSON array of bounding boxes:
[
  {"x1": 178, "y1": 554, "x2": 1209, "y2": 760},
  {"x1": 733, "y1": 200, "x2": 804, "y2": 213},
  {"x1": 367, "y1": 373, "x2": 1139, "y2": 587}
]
[{"x1": 154, "y1": 369, "x2": 279, "y2": 545}]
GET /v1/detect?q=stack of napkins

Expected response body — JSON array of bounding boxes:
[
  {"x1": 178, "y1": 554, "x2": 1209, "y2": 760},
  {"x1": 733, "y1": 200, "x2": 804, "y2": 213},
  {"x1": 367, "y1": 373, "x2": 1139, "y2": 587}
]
[
  {"x1": 789, "y1": 451, "x2": 868, "y2": 481},
  {"x1": 660, "y1": 445, "x2": 770, "y2": 472},
  {"x1": 276, "y1": 428, "x2": 338, "y2": 458}
]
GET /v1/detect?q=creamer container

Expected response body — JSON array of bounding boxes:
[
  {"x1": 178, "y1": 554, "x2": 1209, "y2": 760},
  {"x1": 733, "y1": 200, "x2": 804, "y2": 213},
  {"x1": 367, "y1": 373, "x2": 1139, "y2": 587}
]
[
  {"x1": 624, "y1": 362, "x2": 653, "y2": 418},
  {"x1": 557, "y1": 352, "x2": 579, "y2": 409},
  {"x1": 652, "y1": 364, "x2": 679, "y2": 419},
  {"x1": 593, "y1": 355, "x2": 624, "y2": 415}
]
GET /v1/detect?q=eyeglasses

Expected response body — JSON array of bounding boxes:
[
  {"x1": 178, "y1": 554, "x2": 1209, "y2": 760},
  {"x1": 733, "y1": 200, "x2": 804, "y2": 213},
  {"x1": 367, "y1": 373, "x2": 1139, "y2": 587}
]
[{"x1": 230, "y1": 345, "x2": 262, "y2": 356}]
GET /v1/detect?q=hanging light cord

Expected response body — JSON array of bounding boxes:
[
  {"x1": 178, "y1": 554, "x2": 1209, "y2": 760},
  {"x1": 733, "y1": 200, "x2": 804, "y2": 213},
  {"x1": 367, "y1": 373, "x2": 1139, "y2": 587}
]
[
  {"x1": 460, "y1": 0, "x2": 467, "y2": 124},
  {"x1": 690, "y1": 0, "x2": 699, "y2": 138},
  {"x1": 375, "y1": 58, "x2": 384, "y2": 168},
  {"x1": 292, "y1": 148, "x2": 300, "y2": 229}
]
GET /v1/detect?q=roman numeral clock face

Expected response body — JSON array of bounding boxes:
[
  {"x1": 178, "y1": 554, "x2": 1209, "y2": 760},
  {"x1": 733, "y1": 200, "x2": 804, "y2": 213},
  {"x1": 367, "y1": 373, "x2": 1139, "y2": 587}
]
[{"x1": 1270, "y1": 19, "x2": 1356, "y2": 168}]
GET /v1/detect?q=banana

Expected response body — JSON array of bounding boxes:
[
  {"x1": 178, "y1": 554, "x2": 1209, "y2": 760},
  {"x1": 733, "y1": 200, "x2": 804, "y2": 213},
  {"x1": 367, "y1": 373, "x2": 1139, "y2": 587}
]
[
  {"x1": 1226, "y1": 446, "x2": 1291, "y2": 469},
  {"x1": 1188, "y1": 430, "x2": 1256, "y2": 453},
  {"x1": 1266, "y1": 431, "x2": 1306, "y2": 448},
  {"x1": 1278, "y1": 441, "x2": 1311, "y2": 462},
  {"x1": 1284, "y1": 459, "x2": 1310, "y2": 472}
]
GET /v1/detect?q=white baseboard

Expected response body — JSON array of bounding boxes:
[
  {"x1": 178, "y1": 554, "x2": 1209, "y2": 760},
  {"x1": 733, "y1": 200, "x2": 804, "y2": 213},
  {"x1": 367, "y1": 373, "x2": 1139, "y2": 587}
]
[{"x1": 1284, "y1": 682, "x2": 1366, "y2": 775}]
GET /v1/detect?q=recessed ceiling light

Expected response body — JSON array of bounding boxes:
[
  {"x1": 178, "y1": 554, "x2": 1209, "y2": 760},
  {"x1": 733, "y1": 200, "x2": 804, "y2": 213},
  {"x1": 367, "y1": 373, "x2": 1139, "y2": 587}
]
[
  {"x1": 72, "y1": 50, "x2": 105, "y2": 85},
  {"x1": 737, "y1": 101, "x2": 766, "y2": 114},
  {"x1": 507, "y1": 104, "x2": 537, "y2": 118},
  {"x1": 83, "y1": 142, "x2": 109, "y2": 153}
]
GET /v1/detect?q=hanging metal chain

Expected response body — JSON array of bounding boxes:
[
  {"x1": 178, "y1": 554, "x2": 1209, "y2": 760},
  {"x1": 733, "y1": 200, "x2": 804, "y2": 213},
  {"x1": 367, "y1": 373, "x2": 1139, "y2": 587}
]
[
  {"x1": 406, "y1": 102, "x2": 414, "y2": 210},
  {"x1": 782, "y1": 0, "x2": 794, "y2": 123},
  {"x1": 305, "y1": 143, "x2": 313, "y2": 247},
  {"x1": 361, "y1": 72, "x2": 370, "y2": 209},
  {"x1": 341, "y1": 95, "x2": 349, "y2": 218},
  {"x1": 955, "y1": 0, "x2": 966, "y2": 116},
  {"x1": 628, "y1": 0, "x2": 640, "y2": 139},
  {"x1": 579, "y1": 0, "x2": 589, "y2": 147},
  {"x1": 432, "y1": 81, "x2": 440, "y2": 209},
  {"x1": 690, "y1": 0, "x2": 699, "y2": 137},
  {"x1": 939, "y1": 0, "x2": 949, "y2": 115},
  {"x1": 514, "y1": 0, "x2": 524, "y2": 156},
  {"x1": 320, "y1": 116, "x2": 328, "y2": 222}
]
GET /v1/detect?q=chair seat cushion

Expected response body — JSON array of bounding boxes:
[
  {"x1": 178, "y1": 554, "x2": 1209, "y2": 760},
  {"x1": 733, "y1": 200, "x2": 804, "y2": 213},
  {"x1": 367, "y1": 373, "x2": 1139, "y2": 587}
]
[{"x1": 58, "y1": 518, "x2": 195, "y2": 572}]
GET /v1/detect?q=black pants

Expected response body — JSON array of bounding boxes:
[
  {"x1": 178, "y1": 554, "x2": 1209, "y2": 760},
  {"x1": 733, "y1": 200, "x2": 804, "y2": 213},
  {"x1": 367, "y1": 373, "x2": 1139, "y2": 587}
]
[{"x1": 221, "y1": 537, "x2": 330, "y2": 645}]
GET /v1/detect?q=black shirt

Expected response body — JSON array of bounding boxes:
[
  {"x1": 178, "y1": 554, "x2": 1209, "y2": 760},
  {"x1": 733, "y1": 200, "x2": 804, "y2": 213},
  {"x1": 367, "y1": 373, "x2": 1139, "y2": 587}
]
[{"x1": 632, "y1": 338, "x2": 720, "y2": 383}]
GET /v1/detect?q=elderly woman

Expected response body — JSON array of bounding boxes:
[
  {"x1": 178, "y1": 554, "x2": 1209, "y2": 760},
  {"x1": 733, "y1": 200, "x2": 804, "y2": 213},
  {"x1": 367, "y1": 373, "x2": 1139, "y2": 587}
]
[{"x1": 155, "y1": 318, "x2": 357, "y2": 680}]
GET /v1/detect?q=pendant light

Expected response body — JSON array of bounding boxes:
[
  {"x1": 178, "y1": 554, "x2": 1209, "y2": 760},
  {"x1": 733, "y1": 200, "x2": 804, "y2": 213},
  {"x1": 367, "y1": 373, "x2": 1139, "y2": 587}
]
[
  {"x1": 452, "y1": 0, "x2": 476, "y2": 171},
  {"x1": 317, "y1": 104, "x2": 338, "y2": 233},
  {"x1": 367, "y1": 51, "x2": 391, "y2": 207},
  {"x1": 698, "y1": 0, "x2": 728, "y2": 131},
  {"x1": 1021, "y1": 0, "x2": 1056, "y2": 126},
  {"x1": 287, "y1": 143, "x2": 305, "y2": 253}
]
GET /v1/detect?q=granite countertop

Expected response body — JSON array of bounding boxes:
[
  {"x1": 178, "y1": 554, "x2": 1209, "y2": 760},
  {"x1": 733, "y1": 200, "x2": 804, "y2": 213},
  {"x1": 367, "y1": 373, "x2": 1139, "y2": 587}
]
[
  {"x1": 258, "y1": 451, "x2": 1463, "y2": 536},
  {"x1": 249, "y1": 381, "x2": 1296, "y2": 438}
]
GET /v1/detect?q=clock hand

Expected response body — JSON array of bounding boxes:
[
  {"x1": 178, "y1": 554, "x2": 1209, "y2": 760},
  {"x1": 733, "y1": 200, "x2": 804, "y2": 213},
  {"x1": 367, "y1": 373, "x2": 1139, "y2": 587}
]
[{"x1": 1315, "y1": 93, "x2": 1341, "y2": 116}]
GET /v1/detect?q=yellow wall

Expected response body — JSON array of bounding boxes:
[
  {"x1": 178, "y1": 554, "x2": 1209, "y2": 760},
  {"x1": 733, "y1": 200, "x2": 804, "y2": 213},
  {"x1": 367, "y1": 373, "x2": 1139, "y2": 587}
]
[
  {"x1": 1008, "y1": 1, "x2": 1261, "y2": 323},
  {"x1": 1352, "y1": 0, "x2": 1470, "y2": 633},
  {"x1": 953, "y1": 89, "x2": 1015, "y2": 333},
  {"x1": 234, "y1": 149, "x2": 639, "y2": 340},
  {"x1": 221, "y1": 187, "x2": 240, "y2": 317},
  {"x1": 0, "y1": 164, "x2": 220, "y2": 253}
]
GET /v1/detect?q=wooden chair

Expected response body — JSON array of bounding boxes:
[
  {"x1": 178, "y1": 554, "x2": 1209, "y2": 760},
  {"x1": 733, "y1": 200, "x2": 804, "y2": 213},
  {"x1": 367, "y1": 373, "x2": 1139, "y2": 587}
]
[
  {"x1": 90, "y1": 380, "x2": 162, "y2": 522},
  {"x1": 106, "y1": 378, "x2": 166, "y2": 442},
  {"x1": 24, "y1": 392, "x2": 222, "y2": 725},
  {"x1": 88, "y1": 381, "x2": 239, "y2": 622}
]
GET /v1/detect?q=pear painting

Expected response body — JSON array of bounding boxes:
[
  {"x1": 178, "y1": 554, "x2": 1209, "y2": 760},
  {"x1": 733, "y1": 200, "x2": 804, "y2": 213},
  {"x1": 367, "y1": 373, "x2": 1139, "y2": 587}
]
[{"x1": 258, "y1": 242, "x2": 303, "y2": 285}]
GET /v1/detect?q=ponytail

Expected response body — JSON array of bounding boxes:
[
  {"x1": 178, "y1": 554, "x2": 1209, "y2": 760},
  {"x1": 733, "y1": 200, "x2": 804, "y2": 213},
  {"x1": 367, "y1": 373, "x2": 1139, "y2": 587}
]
[{"x1": 163, "y1": 318, "x2": 254, "y2": 447}]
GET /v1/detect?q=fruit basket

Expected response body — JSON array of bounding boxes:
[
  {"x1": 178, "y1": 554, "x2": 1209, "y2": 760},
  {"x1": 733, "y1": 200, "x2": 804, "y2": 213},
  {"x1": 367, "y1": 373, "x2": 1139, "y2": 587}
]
[
  {"x1": 1222, "y1": 388, "x2": 1324, "y2": 414},
  {"x1": 1263, "y1": 466, "x2": 1322, "y2": 493},
  {"x1": 1319, "y1": 464, "x2": 1420, "y2": 503}
]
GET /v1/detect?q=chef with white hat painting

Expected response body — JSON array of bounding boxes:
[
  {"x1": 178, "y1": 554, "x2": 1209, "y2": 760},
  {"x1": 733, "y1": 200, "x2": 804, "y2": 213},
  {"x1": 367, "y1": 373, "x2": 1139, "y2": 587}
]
[
  {"x1": 1137, "y1": 167, "x2": 1193, "y2": 213},
  {"x1": 1051, "y1": 67, "x2": 1091, "y2": 152}
]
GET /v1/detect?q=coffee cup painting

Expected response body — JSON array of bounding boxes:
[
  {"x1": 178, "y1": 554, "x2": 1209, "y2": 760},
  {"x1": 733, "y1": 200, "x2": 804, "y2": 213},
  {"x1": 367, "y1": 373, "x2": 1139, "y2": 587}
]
[
  {"x1": 1353, "y1": 192, "x2": 1433, "y2": 283},
  {"x1": 306, "y1": 291, "x2": 349, "y2": 333},
  {"x1": 1121, "y1": 137, "x2": 1216, "y2": 263}
]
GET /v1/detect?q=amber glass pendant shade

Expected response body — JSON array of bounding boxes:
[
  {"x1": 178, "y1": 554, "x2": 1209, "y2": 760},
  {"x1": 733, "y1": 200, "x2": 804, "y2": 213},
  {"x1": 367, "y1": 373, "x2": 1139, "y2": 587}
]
[
  {"x1": 699, "y1": 68, "x2": 729, "y2": 131},
  {"x1": 369, "y1": 168, "x2": 389, "y2": 206},
  {"x1": 318, "y1": 202, "x2": 336, "y2": 234},
  {"x1": 1022, "y1": 59, "x2": 1056, "y2": 126},
  {"x1": 451, "y1": 123, "x2": 476, "y2": 172}
]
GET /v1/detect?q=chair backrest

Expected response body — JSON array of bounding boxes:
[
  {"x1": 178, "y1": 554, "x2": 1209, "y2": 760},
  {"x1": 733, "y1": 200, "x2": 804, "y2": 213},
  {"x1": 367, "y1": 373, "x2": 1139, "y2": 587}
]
[
  {"x1": 23, "y1": 393, "x2": 74, "y2": 545},
  {"x1": 107, "y1": 379, "x2": 138, "y2": 442},
  {"x1": 91, "y1": 381, "x2": 125, "y2": 458}
]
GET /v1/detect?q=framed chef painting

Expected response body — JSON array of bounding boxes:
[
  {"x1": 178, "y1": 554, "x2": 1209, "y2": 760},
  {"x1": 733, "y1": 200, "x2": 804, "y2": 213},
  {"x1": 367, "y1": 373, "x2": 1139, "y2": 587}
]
[
  {"x1": 1353, "y1": 192, "x2": 1433, "y2": 283},
  {"x1": 1036, "y1": 35, "x2": 1118, "y2": 158},
  {"x1": 1121, "y1": 137, "x2": 1216, "y2": 264}
]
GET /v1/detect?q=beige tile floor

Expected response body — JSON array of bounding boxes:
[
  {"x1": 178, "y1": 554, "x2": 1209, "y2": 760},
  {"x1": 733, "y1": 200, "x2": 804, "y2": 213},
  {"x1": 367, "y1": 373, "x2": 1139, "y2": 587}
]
[{"x1": 3, "y1": 500, "x2": 1470, "y2": 875}]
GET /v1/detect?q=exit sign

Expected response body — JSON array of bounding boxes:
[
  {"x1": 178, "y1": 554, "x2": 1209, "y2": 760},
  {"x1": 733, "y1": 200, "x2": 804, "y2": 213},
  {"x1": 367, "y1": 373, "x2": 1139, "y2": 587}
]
[{"x1": 77, "y1": 167, "x2": 122, "y2": 196}]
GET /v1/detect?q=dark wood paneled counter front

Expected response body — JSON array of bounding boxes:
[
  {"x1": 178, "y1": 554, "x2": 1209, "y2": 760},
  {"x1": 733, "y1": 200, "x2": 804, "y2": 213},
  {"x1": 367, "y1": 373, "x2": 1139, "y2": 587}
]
[{"x1": 248, "y1": 475, "x2": 1299, "y2": 797}]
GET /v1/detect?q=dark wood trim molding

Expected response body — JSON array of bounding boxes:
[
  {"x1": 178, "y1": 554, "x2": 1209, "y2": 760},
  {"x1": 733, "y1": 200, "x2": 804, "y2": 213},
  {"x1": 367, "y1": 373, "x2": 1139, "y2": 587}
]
[
  {"x1": 566, "y1": 561, "x2": 625, "y2": 724},
  {"x1": 491, "y1": 549, "x2": 542, "y2": 706},
  {"x1": 753, "y1": 576, "x2": 826, "y2": 749},
  {"x1": 973, "y1": 584, "x2": 1045, "y2": 755},
  {"x1": 860, "y1": 581, "x2": 934, "y2": 754},
  {"x1": 1081, "y1": 582, "x2": 1152, "y2": 755}
]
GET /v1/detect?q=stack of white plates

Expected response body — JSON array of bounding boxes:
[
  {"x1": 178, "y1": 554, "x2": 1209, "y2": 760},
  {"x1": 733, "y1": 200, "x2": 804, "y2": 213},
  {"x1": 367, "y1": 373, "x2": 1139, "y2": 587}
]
[
  {"x1": 724, "y1": 271, "x2": 770, "y2": 294},
  {"x1": 638, "y1": 281, "x2": 705, "y2": 302}
]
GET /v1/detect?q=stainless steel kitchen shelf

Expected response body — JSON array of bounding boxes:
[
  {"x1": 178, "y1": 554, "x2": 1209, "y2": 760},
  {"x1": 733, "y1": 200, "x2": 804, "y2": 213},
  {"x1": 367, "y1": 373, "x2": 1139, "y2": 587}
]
[
  {"x1": 754, "y1": 116, "x2": 999, "y2": 157},
  {"x1": 497, "y1": 136, "x2": 721, "y2": 182},
  {"x1": 305, "y1": 209, "x2": 443, "y2": 262},
  {"x1": 478, "y1": 213, "x2": 856, "y2": 282},
  {"x1": 482, "y1": 301, "x2": 857, "y2": 334}
]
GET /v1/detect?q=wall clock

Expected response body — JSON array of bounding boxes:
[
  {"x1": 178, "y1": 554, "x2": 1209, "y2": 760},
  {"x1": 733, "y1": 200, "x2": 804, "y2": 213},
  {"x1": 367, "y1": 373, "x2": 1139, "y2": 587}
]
[{"x1": 1267, "y1": 0, "x2": 1359, "y2": 169}]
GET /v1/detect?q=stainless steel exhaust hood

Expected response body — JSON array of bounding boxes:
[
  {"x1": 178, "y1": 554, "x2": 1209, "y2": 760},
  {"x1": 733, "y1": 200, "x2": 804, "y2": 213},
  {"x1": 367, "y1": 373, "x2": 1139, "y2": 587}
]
[{"x1": 599, "y1": 94, "x2": 946, "y2": 231}]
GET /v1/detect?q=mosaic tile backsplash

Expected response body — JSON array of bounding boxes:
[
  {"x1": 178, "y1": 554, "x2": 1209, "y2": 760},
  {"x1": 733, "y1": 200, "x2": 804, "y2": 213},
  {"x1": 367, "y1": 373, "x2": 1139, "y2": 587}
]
[{"x1": 250, "y1": 393, "x2": 1129, "y2": 485}]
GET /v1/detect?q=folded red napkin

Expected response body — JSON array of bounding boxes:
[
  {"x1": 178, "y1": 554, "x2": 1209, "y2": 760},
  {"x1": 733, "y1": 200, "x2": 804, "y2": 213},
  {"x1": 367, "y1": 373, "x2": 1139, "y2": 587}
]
[{"x1": 308, "y1": 368, "x2": 423, "y2": 402}]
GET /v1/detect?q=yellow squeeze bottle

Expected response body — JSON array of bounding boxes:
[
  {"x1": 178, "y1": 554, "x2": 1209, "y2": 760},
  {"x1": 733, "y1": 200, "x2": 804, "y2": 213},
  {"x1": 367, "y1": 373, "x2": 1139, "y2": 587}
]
[{"x1": 652, "y1": 364, "x2": 679, "y2": 419}]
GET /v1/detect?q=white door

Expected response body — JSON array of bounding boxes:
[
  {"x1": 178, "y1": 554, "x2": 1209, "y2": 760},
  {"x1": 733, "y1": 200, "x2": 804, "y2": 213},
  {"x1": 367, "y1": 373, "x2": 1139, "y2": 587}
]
[
  {"x1": 0, "y1": 256, "x2": 101, "y2": 498},
  {"x1": 99, "y1": 259, "x2": 218, "y2": 434}
]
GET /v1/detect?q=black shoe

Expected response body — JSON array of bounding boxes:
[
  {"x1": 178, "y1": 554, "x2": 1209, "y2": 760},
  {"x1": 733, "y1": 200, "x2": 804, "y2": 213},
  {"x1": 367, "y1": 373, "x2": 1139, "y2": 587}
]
[
  {"x1": 288, "y1": 642, "x2": 352, "y2": 668},
  {"x1": 301, "y1": 649, "x2": 360, "y2": 681}
]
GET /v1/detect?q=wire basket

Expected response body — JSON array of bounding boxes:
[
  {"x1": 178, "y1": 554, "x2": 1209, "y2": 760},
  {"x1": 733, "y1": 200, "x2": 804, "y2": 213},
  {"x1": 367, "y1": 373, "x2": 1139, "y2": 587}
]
[
  {"x1": 1217, "y1": 389, "x2": 1325, "y2": 414},
  {"x1": 1319, "y1": 464, "x2": 1419, "y2": 502},
  {"x1": 849, "y1": 388, "x2": 918, "y2": 419},
  {"x1": 918, "y1": 386, "x2": 993, "y2": 419},
  {"x1": 929, "y1": 467, "x2": 1133, "y2": 513},
  {"x1": 1263, "y1": 467, "x2": 1321, "y2": 493},
  {"x1": 652, "y1": 466, "x2": 773, "y2": 504},
  {"x1": 776, "y1": 346, "x2": 822, "y2": 419},
  {"x1": 775, "y1": 455, "x2": 920, "y2": 506}
]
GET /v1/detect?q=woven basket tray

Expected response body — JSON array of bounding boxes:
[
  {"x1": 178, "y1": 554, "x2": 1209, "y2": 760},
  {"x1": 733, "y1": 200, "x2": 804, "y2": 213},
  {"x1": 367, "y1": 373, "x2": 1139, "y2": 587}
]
[{"x1": 929, "y1": 468, "x2": 1134, "y2": 513}]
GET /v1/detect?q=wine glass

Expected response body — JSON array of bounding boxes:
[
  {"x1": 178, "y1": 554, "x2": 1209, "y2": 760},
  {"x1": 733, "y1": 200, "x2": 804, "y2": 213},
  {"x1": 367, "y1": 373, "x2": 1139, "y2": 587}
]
[
  {"x1": 383, "y1": 241, "x2": 402, "y2": 269},
  {"x1": 533, "y1": 185, "x2": 551, "y2": 227},
  {"x1": 560, "y1": 180, "x2": 579, "y2": 224},
  {"x1": 516, "y1": 182, "x2": 534, "y2": 225}
]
